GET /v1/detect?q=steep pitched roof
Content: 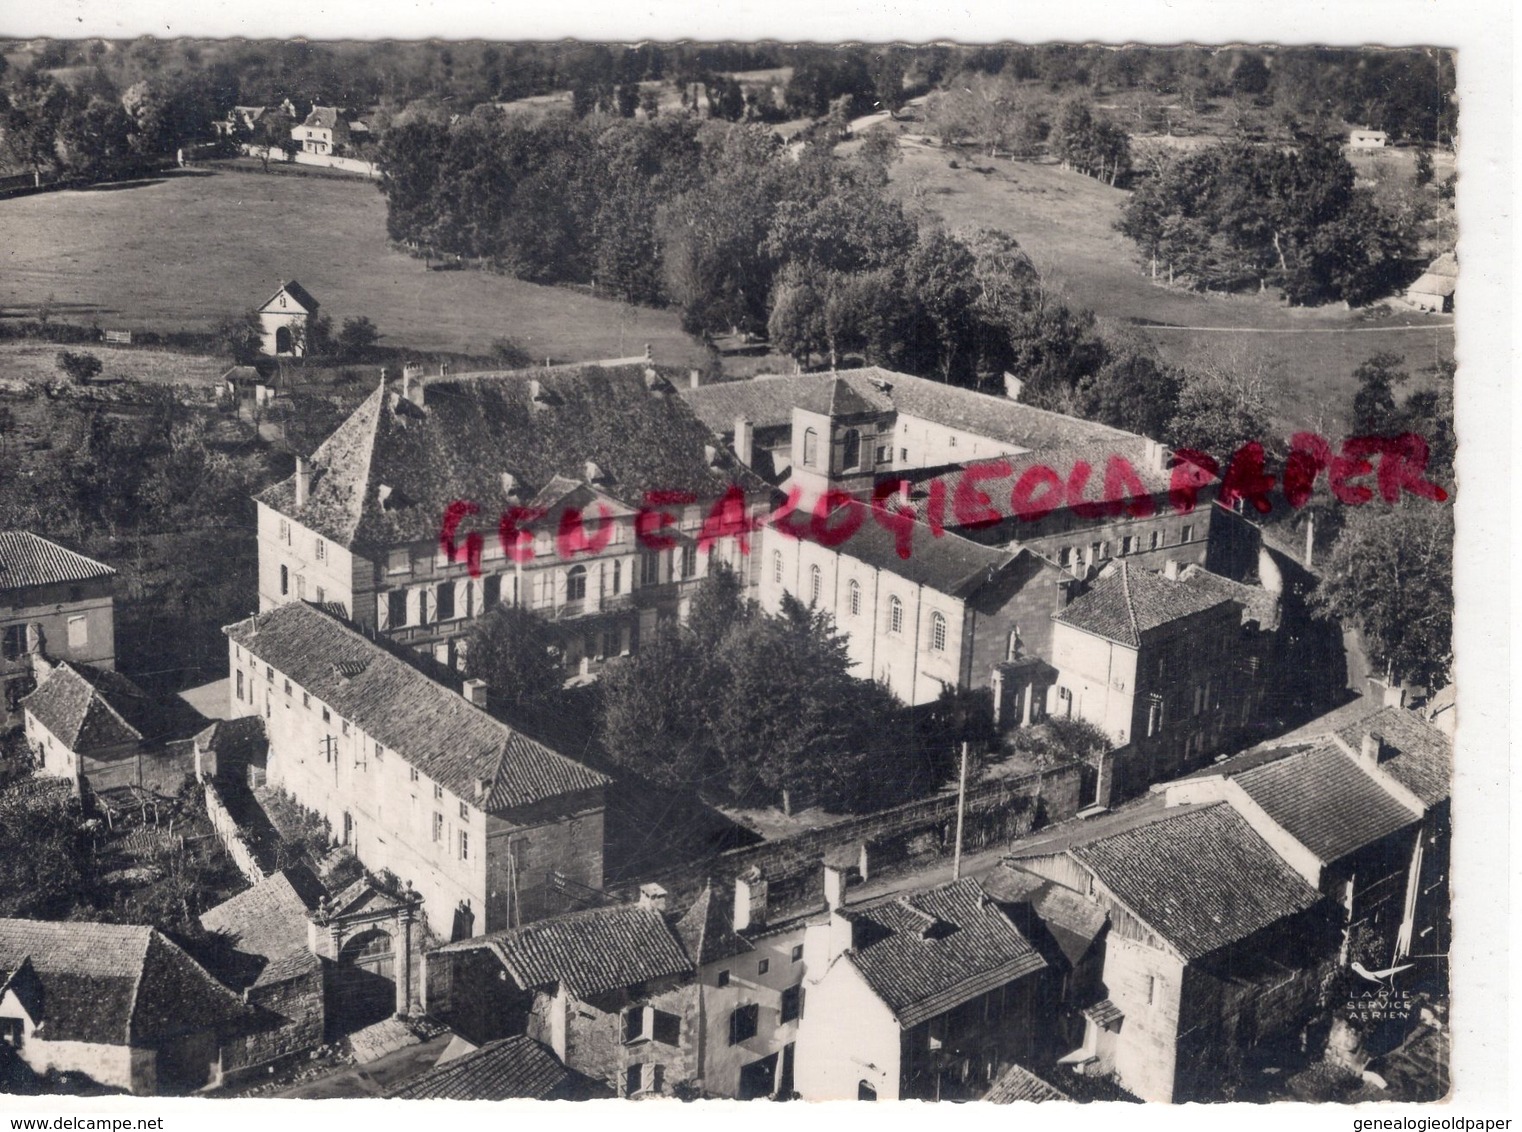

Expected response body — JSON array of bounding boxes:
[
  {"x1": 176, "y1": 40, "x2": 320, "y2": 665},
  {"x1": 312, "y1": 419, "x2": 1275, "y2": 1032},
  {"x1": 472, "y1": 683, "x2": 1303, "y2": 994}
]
[
  {"x1": 257, "y1": 368, "x2": 768, "y2": 550},
  {"x1": 682, "y1": 368, "x2": 1132, "y2": 453},
  {"x1": 438, "y1": 902, "x2": 692, "y2": 999},
  {"x1": 1053, "y1": 561, "x2": 1236, "y2": 647},
  {"x1": 1177, "y1": 564, "x2": 1281, "y2": 631},
  {"x1": 985, "y1": 1062, "x2": 1071, "y2": 1103},
  {"x1": 224, "y1": 603, "x2": 608, "y2": 814},
  {"x1": 981, "y1": 863, "x2": 1108, "y2": 967},
  {"x1": 388, "y1": 1035, "x2": 607, "y2": 1100},
  {"x1": 1333, "y1": 705, "x2": 1452, "y2": 808},
  {"x1": 674, "y1": 883, "x2": 753, "y2": 967},
  {"x1": 843, "y1": 877, "x2": 1046, "y2": 1029},
  {"x1": 258, "y1": 281, "x2": 319, "y2": 314},
  {"x1": 301, "y1": 106, "x2": 341, "y2": 130},
  {"x1": 21, "y1": 662, "x2": 145, "y2": 751},
  {"x1": 0, "y1": 919, "x2": 247, "y2": 1046},
  {"x1": 193, "y1": 716, "x2": 269, "y2": 768},
  {"x1": 1067, "y1": 803, "x2": 1323, "y2": 960},
  {"x1": 1233, "y1": 744, "x2": 1421, "y2": 864},
  {"x1": 0, "y1": 531, "x2": 115, "y2": 591},
  {"x1": 200, "y1": 869, "x2": 323, "y2": 990}
]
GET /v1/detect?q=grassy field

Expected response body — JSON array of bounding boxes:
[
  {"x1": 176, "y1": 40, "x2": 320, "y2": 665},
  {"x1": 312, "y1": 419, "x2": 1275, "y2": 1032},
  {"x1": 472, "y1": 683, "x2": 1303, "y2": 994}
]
[
  {"x1": 0, "y1": 167, "x2": 707, "y2": 367},
  {"x1": 882, "y1": 132, "x2": 1456, "y2": 434},
  {"x1": 0, "y1": 342, "x2": 228, "y2": 386}
]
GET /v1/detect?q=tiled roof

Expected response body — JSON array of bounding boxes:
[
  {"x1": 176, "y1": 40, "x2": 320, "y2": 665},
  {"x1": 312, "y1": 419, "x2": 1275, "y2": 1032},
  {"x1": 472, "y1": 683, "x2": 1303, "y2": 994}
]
[
  {"x1": 981, "y1": 863, "x2": 1107, "y2": 967},
  {"x1": 257, "y1": 368, "x2": 769, "y2": 550},
  {"x1": 674, "y1": 883, "x2": 753, "y2": 967},
  {"x1": 0, "y1": 919, "x2": 247, "y2": 1046},
  {"x1": 1409, "y1": 273, "x2": 1456, "y2": 298},
  {"x1": 200, "y1": 869, "x2": 323, "y2": 990},
  {"x1": 1069, "y1": 803, "x2": 1323, "y2": 960},
  {"x1": 682, "y1": 368, "x2": 1132, "y2": 453},
  {"x1": 984, "y1": 1062, "x2": 1071, "y2": 1103},
  {"x1": 0, "y1": 531, "x2": 115, "y2": 591},
  {"x1": 1177, "y1": 564, "x2": 1281, "y2": 631},
  {"x1": 1053, "y1": 561, "x2": 1236, "y2": 647},
  {"x1": 1081, "y1": 999, "x2": 1125, "y2": 1028},
  {"x1": 1333, "y1": 705, "x2": 1452, "y2": 808},
  {"x1": 22, "y1": 662, "x2": 145, "y2": 751},
  {"x1": 1426, "y1": 252, "x2": 1458, "y2": 278},
  {"x1": 389, "y1": 1035, "x2": 607, "y2": 1100},
  {"x1": 1164, "y1": 741, "x2": 1316, "y2": 784},
  {"x1": 439, "y1": 902, "x2": 693, "y2": 999},
  {"x1": 844, "y1": 877, "x2": 1046, "y2": 1030},
  {"x1": 224, "y1": 603, "x2": 608, "y2": 814},
  {"x1": 258, "y1": 280, "x2": 319, "y2": 314},
  {"x1": 194, "y1": 716, "x2": 269, "y2": 768},
  {"x1": 1233, "y1": 743, "x2": 1421, "y2": 864},
  {"x1": 302, "y1": 106, "x2": 341, "y2": 130}
]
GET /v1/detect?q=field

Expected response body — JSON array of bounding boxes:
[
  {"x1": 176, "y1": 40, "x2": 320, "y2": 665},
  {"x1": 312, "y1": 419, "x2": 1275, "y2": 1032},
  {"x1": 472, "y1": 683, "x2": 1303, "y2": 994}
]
[
  {"x1": 0, "y1": 168, "x2": 708, "y2": 367},
  {"x1": 881, "y1": 131, "x2": 1456, "y2": 434},
  {"x1": 0, "y1": 342, "x2": 228, "y2": 387}
]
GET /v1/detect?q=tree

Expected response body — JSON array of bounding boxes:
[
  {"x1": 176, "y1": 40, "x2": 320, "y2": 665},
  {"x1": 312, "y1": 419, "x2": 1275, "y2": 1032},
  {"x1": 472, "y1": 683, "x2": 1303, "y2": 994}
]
[
  {"x1": 1311, "y1": 500, "x2": 1452, "y2": 689},
  {"x1": 0, "y1": 407, "x2": 15, "y2": 453},
  {"x1": 462, "y1": 606, "x2": 567, "y2": 726},
  {"x1": 597, "y1": 628, "x2": 713, "y2": 791},
  {"x1": 215, "y1": 312, "x2": 264, "y2": 364},
  {"x1": 56, "y1": 95, "x2": 135, "y2": 183},
  {"x1": 490, "y1": 336, "x2": 534, "y2": 368},
  {"x1": 1076, "y1": 346, "x2": 1183, "y2": 439},
  {"x1": 0, "y1": 779, "x2": 89, "y2": 919},
  {"x1": 1350, "y1": 352, "x2": 1405, "y2": 434},
  {"x1": 1167, "y1": 344, "x2": 1275, "y2": 457},
  {"x1": 1414, "y1": 148, "x2": 1434, "y2": 187},
  {"x1": 337, "y1": 316, "x2": 381, "y2": 360},
  {"x1": 55, "y1": 350, "x2": 103, "y2": 384},
  {"x1": 686, "y1": 561, "x2": 749, "y2": 651},
  {"x1": 767, "y1": 273, "x2": 828, "y2": 369}
]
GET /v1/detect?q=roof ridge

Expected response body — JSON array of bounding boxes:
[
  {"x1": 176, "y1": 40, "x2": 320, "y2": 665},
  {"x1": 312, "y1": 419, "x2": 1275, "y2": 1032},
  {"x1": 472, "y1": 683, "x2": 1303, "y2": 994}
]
[
  {"x1": 121, "y1": 927, "x2": 154, "y2": 1045},
  {"x1": 1119, "y1": 562, "x2": 1140, "y2": 645}
]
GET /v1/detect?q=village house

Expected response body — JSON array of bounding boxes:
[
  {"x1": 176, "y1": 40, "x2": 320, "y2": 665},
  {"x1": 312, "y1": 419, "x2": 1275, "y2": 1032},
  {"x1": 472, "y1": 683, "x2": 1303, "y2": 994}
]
[
  {"x1": 1049, "y1": 560, "x2": 1267, "y2": 804},
  {"x1": 387, "y1": 1033, "x2": 609, "y2": 1099},
  {"x1": 1407, "y1": 251, "x2": 1457, "y2": 313},
  {"x1": 257, "y1": 281, "x2": 319, "y2": 358},
  {"x1": 223, "y1": 600, "x2": 610, "y2": 942},
  {"x1": 0, "y1": 530, "x2": 116, "y2": 720},
  {"x1": 425, "y1": 887, "x2": 698, "y2": 1098},
  {"x1": 290, "y1": 106, "x2": 364, "y2": 156},
  {"x1": 1349, "y1": 128, "x2": 1389, "y2": 148},
  {"x1": 21, "y1": 659, "x2": 200, "y2": 795},
  {"x1": 794, "y1": 871, "x2": 1048, "y2": 1102},
  {"x1": 253, "y1": 365, "x2": 770, "y2": 675},
  {"x1": 0, "y1": 918, "x2": 252, "y2": 1095},
  {"x1": 1007, "y1": 803, "x2": 1339, "y2": 1103}
]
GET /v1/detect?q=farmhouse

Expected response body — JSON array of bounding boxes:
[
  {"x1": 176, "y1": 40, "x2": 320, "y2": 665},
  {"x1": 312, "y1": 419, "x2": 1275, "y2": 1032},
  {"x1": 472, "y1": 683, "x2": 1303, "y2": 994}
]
[
  {"x1": 291, "y1": 106, "x2": 358, "y2": 156},
  {"x1": 257, "y1": 281, "x2": 319, "y2": 358},
  {"x1": 223, "y1": 600, "x2": 610, "y2": 941},
  {"x1": 0, "y1": 530, "x2": 116, "y2": 721},
  {"x1": 1349, "y1": 128, "x2": 1389, "y2": 148},
  {"x1": 1407, "y1": 251, "x2": 1457, "y2": 313},
  {"x1": 0, "y1": 918, "x2": 251, "y2": 1095}
]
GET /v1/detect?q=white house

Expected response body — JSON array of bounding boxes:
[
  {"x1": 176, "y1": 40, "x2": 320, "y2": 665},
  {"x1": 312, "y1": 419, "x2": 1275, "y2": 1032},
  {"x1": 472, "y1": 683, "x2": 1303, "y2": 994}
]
[{"x1": 257, "y1": 281, "x2": 319, "y2": 358}]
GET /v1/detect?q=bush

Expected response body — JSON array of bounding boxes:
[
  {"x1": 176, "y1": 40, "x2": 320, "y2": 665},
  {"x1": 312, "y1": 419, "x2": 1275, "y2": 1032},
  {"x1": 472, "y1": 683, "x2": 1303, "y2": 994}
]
[
  {"x1": 490, "y1": 336, "x2": 535, "y2": 369},
  {"x1": 55, "y1": 350, "x2": 103, "y2": 383}
]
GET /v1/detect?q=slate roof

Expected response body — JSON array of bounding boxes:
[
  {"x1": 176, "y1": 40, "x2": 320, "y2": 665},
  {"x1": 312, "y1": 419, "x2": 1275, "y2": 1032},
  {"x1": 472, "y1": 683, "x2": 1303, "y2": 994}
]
[
  {"x1": 1178, "y1": 564, "x2": 1281, "y2": 631},
  {"x1": 681, "y1": 367, "x2": 1132, "y2": 452},
  {"x1": 843, "y1": 877, "x2": 1046, "y2": 1030},
  {"x1": 200, "y1": 869, "x2": 324, "y2": 990},
  {"x1": 224, "y1": 603, "x2": 608, "y2": 814},
  {"x1": 1068, "y1": 803, "x2": 1323, "y2": 960},
  {"x1": 0, "y1": 919, "x2": 247, "y2": 1046},
  {"x1": 1334, "y1": 705, "x2": 1453, "y2": 808},
  {"x1": 389, "y1": 1035, "x2": 606, "y2": 1100},
  {"x1": 0, "y1": 531, "x2": 115, "y2": 591},
  {"x1": 674, "y1": 883, "x2": 754, "y2": 968},
  {"x1": 1233, "y1": 743, "x2": 1421, "y2": 864},
  {"x1": 437, "y1": 902, "x2": 693, "y2": 999},
  {"x1": 258, "y1": 281, "x2": 319, "y2": 314},
  {"x1": 257, "y1": 368, "x2": 769, "y2": 550},
  {"x1": 984, "y1": 1062, "x2": 1071, "y2": 1103},
  {"x1": 1053, "y1": 561, "x2": 1237, "y2": 647}
]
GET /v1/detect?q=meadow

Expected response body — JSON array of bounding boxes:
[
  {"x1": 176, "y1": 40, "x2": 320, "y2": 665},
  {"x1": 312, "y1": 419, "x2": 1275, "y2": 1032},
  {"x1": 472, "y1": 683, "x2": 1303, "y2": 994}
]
[{"x1": 0, "y1": 167, "x2": 708, "y2": 367}]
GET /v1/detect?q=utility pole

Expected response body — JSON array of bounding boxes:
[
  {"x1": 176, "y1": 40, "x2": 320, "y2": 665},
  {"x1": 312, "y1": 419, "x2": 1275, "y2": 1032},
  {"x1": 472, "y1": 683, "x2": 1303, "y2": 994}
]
[{"x1": 952, "y1": 742, "x2": 969, "y2": 881}]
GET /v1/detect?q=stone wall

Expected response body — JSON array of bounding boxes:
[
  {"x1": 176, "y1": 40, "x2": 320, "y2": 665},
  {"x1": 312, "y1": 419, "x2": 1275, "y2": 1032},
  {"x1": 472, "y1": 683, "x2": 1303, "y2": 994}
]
[
  {"x1": 219, "y1": 963, "x2": 326, "y2": 1082},
  {"x1": 204, "y1": 780, "x2": 269, "y2": 884}
]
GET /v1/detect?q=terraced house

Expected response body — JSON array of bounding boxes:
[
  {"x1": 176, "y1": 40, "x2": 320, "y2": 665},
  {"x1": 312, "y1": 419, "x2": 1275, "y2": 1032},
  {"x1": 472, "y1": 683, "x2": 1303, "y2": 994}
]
[
  {"x1": 224, "y1": 601, "x2": 609, "y2": 942},
  {"x1": 255, "y1": 365, "x2": 770, "y2": 675}
]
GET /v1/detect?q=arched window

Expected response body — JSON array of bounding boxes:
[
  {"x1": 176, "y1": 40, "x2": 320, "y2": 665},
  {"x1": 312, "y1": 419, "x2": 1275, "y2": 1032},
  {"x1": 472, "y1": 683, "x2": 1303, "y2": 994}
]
[
  {"x1": 809, "y1": 565, "x2": 822, "y2": 605},
  {"x1": 848, "y1": 579, "x2": 862, "y2": 617},
  {"x1": 803, "y1": 427, "x2": 818, "y2": 467},
  {"x1": 930, "y1": 612, "x2": 947, "y2": 652},
  {"x1": 773, "y1": 550, "x2": 783, "y2": 585},
  {"x1": 888, "y1": 596, "x2": 903, "y2": 635},
  {"x1": 567, "y1": 565, "x2": 587, "y2": 602},
  {"x1": 841, "y1": 428, "x2": 861, "y2": 471}
]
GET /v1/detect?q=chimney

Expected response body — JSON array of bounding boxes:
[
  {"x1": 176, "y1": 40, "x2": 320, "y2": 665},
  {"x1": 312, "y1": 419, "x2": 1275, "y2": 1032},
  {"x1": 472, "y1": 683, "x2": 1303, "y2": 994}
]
[
  {"x1": 377, "y1": 483, "x2": 392, "y2": 509},
  {"x1": 1150, "y1": 439, "x2": 1169, "y2": 473},
  {"x1": 733, "y1": 418, "x2": 754, "y2": 467},
  {"x1": 1163, "y1": 559, "x2": 1180, "y2": 581},
  {"x1": 1304, "y1": 514, "x2": 1316, "y2": 569},
  {"x1": 1002, "y1": 372, "x2": 1024, "y2": 402},
  {"x1": 689, "y1": 369, "x2": 701, "y2": 390},
  {"x1": 823, "y1": 863, "x2": 847, "y2": 911},
  {"x1": 473, "y1": 776, "x2": 489, "y2": 800},
  {"x1": 463, "y1": 677, "x2": 489, "y2": 710},
  {"x1": 584, "y1": 460, "x2": 604, "y2": 484},
  {"x1": 1359, "y1": 731, "x2": 1390, "y2": 765},
  {"x1": 1055, "y1": 577, "x2": 1076, "y2": 610},
  {"x1": 733, "y1": 867, "x2": 767, "y2": 932},
  {"x1": 500, "y1": 472, "x2": 518, "y2": 499},
  {"x1": 638, "y1": 882, "x2": 668, "y2": 915},
  {"x1": 704, "y1": 444, "x2": 721, "y2": 468},
  {"x1": 294, "y1": 455, "x2": 310, "y2": 508}
]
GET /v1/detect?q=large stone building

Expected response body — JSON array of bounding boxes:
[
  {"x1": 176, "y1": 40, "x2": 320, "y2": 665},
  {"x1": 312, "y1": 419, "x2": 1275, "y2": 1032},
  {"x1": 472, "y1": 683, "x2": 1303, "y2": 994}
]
[
  {"x1": 223, "y1": 601, "x2": 609, "y2": 940},
  {"x1": 0, "y1": 531, "x2": 116, "y2": 720},
  {"x1": 254, "y1": 366, "x2": 770, "y2": 675}
]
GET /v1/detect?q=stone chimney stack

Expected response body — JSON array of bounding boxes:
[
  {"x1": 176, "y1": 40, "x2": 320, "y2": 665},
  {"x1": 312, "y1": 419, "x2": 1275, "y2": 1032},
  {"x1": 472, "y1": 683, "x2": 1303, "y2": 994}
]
[
  {"x1": 823, "y1": 863, "x2": 847, "y2": 911},
  {"x1": 638, "y1": 882, "x2": 669, "y2": 915},
  {"x1": 1359, "y1": 731, "x2": 1393, "y2": 765},
  {"x1": 1003, "y1": 372, "x2": 1024, "y2": 402},
  {"x1": 689, "y1": 369, "x2": 702, "y2": 390},
  {"x1": 294, "y1": 455, "x2": 310, "y2": 508},
  {"x1": 1163, "y1": 559, "x2": 1180, "y2": 581},
  {"x1": 463, "y1": 678, "x2": 489, "y2": 711},
  {"x1": 734, "y1": 418, "x2": 754, "y2": 467},
  {"x1": 733, "y1": 867, "x2": 768, "y2": 932}
]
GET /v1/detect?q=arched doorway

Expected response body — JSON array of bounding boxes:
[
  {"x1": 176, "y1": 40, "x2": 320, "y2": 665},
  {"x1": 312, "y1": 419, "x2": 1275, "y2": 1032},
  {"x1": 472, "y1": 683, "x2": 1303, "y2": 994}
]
[
  {"x1": 335, "y1": 928, "x2": 396, "y2": 1028},
  {"x1": 275, "y1": 325, "x2": 293, "y2": 354}
]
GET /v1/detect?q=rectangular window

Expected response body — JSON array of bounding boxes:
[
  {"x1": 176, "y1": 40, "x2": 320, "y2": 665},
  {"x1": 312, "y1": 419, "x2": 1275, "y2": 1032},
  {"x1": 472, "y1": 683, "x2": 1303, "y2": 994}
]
[
  {"x1": 284, "y1": 679, "x2": 292, "y2": 696},
  {"x1": 484, "y1": 574, "x2": 501, "y2": 608},
  {"x1": 66, "y1": 615, "x2": 87, "y2": 650},
  {"x1": 1146, "y1": 975, "x2": 1156, "y2": 1005},
  {"x1": 717, "y1": 969, "x2": 730, "y2": 988},
  {"x1": 387, "y1": 548, "x2": 411, "y2": 576},
  {"x1": 296, "y1": 574, "x2": 306, "y2": 600},
  {"x1": 781, "y1": 984, "x2": 803, "y2": 1024},
  {"x1": 680, "y1": 544, "x2": 697, "y2": 580},
  {"x1": 388, "y1": 589, "x2": 408, "y2": 627},
  {"x1": 640, "y1": 552, "x2": 660, "y2": 587},
  {"x1": 434, "y1": 783, "x2": 443, "y2": 800},
  {"x1": 899, "y1": 447, "x2": 908, "y2": 462},
  {"x1": 1059, "y1": 546, "x2": 1072, "y2": 568},
  {"x1": 876, "y1": 445, "x2": 888, "y2": 464},
  {"x1": 315, "y1": 538, "x2": 326, "y2": 561},
  {"x1": 652, "y1": 1009, "x2": 680, "y2": 1046},
  {"x1": 410, "y1": 767, "x2": 420, "y2": 783},
  {"x1": 376, "y1": 742, "x2": 384, "y2": 762},
  {"x1": 315, "y1": 586, "x2": 325, "y2": 603},
  {"x1": 280, "y1": 564, "x2": 289, "y2": 596},
  {"x1": 303, "y1": 692, "x2": 310, "y2": 709},
  {"x1": 266, "y1": 665, "x2": 274, "y2": 684},
  {"x1": 437, "y1": 582, "x2": 455, "y2": 621},
  {"x1": 1150, "y1": 529, "x2": 1161, "y2": 550},
  {"x1": 459, "y1": 830, "x2": 469, "y2": 860},
  {"x1": 728, "y1": 1003, "x2": 759, "y2": 1045},
  {"x1": 236, "y1": 670, "x2": 244, "y2": 701},
  {"x1": 279, "y1": 519, "x2": 290, "y2": 543},
  {"x1": 1181, "y1": 524, "x2": 1194, "y2": 543},
  {"x1": 623, "y1": 1007, "x2": 647, "y2": 1044},
  {"x1": 791, "y1": 944, "x2": 804, "y2": 963},
  {"x1": 1, "y1": 625, "x2": 25, "y2": 661},
  {"x1": 625, "y1": 1065, "x2": 643, "y2": 1097},
  {"x1": 459, "y1": 801, "x2": 469, "y2": 820},
  {"x1": 758, "y1": 958, "x2": 770, "y2": 976},
  {"x1": 432, "y1": 812, "x2": 443, "y2": 842},
  {"x1": 342, "y1": 720, "x2": 350, "y2": 736}
]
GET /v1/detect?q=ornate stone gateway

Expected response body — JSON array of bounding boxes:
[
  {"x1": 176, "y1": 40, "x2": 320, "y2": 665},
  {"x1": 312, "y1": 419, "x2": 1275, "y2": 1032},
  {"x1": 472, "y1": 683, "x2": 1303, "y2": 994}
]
[{"x1": 308, "y1": 879, "x2": 423, "y2": 1031}]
